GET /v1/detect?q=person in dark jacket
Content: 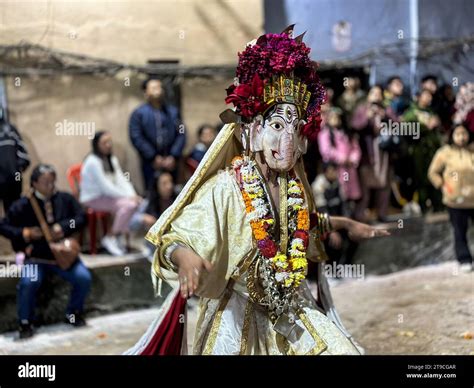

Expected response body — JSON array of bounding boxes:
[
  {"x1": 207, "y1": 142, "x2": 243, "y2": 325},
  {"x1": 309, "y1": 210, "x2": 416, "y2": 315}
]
[
  {"x1": 0, "y1": 164, "x2": 91, "y2": 339},
  {"x1": 0, "y1": 105, "x2": 30, "y2": 213},
  {"x1": 129, "y1": 77, "x2": 186, "y2": 191}
]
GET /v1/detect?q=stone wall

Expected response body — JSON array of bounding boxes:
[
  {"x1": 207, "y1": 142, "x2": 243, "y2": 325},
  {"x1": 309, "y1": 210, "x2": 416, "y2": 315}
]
[{"x1": 352, "y1": 215, "x2": 474, "y2": 274}]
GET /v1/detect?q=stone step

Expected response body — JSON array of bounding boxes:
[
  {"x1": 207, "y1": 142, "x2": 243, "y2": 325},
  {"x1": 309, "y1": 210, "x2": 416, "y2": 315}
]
[{"x1": 0, "y1": 251, "x2": 170, "y2": 334}]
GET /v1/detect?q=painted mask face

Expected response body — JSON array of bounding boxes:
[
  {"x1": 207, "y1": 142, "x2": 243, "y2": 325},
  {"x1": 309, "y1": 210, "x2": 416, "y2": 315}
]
[{"x1": 245, "y1": 103, "x2": 308, "y2": 172}]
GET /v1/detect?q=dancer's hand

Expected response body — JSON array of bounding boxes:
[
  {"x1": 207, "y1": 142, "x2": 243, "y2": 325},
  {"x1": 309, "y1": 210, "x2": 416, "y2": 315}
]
[
  {"x1": 346, "y1": 219, "x2": 390, "y2": 241},
  {"x1": 172, "y1": 247, "x2": 213, "y2": 299}
]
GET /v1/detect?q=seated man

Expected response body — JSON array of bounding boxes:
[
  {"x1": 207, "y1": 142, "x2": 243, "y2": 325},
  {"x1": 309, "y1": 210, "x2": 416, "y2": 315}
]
[{"x1": 0, "y1": 164, "x2": 91, "y2": 339}]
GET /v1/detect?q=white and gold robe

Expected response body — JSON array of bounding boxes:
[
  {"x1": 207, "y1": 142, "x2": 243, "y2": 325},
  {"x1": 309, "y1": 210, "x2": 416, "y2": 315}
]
[{"x1": 151, "y1": 168, "x2": 362, "y2": 355}]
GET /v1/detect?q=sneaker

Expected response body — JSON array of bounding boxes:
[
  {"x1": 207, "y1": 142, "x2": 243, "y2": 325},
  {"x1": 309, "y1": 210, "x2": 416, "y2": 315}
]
[
  {"x1": 459, "y1": 262, "x2": 473, "y2": 273},
  {"x1": 403, "y1": 201, "x2": 422, "y2": 216},
  {"x1": 116, "y1": 235, "x2": 129, "y2": 254},
  {"x1": 101, "y1": 235, "x2": 125, "y2": 256},
  {"x1": 65, "y1": 312, "x2": 87, "y2": 327},
  {"x1": 18, "y1": 320, "x2": 34, "y2": 339}
]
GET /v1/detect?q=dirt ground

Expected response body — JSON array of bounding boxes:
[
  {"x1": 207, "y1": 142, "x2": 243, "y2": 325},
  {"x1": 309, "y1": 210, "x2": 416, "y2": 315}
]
[
  {"x1": 326, "y1": 261, "x2": 473, "y2": 355},
  {"x1": 0, "y1": 261, "x2": 472, "y2": 355}
]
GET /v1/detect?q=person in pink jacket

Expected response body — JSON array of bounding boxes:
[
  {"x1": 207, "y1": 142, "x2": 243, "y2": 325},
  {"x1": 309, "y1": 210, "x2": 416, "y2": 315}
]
[{"x1": 318, "y1": 107, "x2": 362, "y2": 204}]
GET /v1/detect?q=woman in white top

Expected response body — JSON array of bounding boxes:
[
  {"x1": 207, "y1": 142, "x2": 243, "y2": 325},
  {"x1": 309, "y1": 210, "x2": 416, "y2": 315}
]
[{"x1": 80, "y1": 131, "x2": 140, "y2": 256}]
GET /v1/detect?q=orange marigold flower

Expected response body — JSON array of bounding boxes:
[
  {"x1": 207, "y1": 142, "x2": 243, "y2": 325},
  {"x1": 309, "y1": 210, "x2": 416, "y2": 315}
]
[
  {"x1": 297, "y1": 209, "x2": 309, "y2": 230},
  {"x1": 250, "y1": 220, "x2": 268, "y2": 240},
  {"x1": 242, "y1": 191, "x2": 254, "y2": 213},
  {"x1": 231, "y1": 156, "x2": 243, "y2": 166},
  {"x1": 253, "y1": 228, "x2": 267, "y2": 240}
]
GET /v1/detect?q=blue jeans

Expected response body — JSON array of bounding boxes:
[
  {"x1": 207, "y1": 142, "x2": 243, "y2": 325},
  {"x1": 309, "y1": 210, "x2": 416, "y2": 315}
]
[{"x1": 17, "y1": 259, "x2": 92, "y2": 322}]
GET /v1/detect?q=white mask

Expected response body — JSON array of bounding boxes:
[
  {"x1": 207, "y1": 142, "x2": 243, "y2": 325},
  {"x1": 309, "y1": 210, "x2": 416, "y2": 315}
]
[{"x1": 244, "y1": 103, "x2": 308, "y2": 172}]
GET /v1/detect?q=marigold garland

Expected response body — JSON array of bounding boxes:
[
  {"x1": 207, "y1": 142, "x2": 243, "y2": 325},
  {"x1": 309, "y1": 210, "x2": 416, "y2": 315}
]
[{"x1": 232, "y1": 156, "x2": 309, "y2": 290}]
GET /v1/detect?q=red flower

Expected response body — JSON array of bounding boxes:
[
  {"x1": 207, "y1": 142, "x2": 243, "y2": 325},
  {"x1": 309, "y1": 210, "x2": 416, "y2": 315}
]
[
  {"x1": 225, "y1": 74, "x2": 265, "y2": 119},
  {"x1": 294, "y1": 230, "x2": 309, "y2": 248},
  {"x1": 257, "y1": 237, "x2": 278, "y2": 258},
  {"x1": 301, "y1": 112, "x2": 322, "y2": 142},
  {"x1": 224, "y1": 32, "x2": 326, "y2": 139}
]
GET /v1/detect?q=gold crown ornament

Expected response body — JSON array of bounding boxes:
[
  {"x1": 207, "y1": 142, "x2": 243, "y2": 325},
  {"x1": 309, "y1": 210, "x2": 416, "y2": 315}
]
[{"x1": 263, "y1": 73, "x2": 312, "y2": 117}]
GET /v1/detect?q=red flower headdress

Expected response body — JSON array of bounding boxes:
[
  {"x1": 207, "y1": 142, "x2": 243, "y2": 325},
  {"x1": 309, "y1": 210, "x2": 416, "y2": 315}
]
[{"x1": 220, "y1": 25, "x2": 326, "y2": 142}]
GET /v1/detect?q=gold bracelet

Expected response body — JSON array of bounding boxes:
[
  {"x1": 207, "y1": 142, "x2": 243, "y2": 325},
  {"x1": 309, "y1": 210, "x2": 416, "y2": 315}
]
[
  {"x1": 163, "y1": 241, "x2": 187, "y2": 271},
  {"x1": 318, "y1": 213, "x2": 333, "y2": 235}
]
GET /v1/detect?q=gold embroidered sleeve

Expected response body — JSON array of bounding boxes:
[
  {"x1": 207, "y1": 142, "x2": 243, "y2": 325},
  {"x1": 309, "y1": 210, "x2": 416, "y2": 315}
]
[{"x1": 156, "y1": 170, "x2": 253, "y2": 298}]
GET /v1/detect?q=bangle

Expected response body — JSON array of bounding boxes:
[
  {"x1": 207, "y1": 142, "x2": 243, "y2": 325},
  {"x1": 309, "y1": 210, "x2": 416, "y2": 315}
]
[
  {"x1": 163, "y1": 241, "x2": 186, "y2": 270},
  {"x1": 318, "y1": 213, "x2": 333, "y2": 235}
]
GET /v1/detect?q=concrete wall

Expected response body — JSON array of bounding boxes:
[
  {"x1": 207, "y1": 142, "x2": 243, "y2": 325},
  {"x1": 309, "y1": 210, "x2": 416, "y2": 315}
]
[
  {"x1": 0, "y1": 0, "x2": 263, "y2": 65},
  {"x1": 0, "y1": 0, "x2": 264, "y2": 193},
  {"x1": 4, "y1": 74, "x2": 232, "y2": 195}
]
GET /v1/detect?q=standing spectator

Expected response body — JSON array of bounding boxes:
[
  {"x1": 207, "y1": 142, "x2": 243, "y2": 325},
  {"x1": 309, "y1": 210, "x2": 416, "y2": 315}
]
[
  {"x1": 0, "y1": 164, "x2": 91, "y2": 339},
  {"x1": 383, "y1": 76, "x2": 409, "y2": 116},
  {"x1": 453, "y1": 82, "x2": 474, "y2": 133},
  {"x1": 420, "y1": 74, "x2": 438, "y2": 95},
  {"x1": 383, "y1": 77, "x2": 413, "y2": 214},
  {"x1": 129, "y1": 77, "x2": 186, "y2": 191},
  {"x1": 402, "y1": 89, "x2": 443, "y2": 212},
  {"x1": 437, "y1": 84, "x2": 456, "y2": 133},
  {"x1": 320, "y1": 87, "x2": 335, "y2": 126},
  {"x1": 352, "y1": 85, "x2": 396, "y2": 222},
  {"x1": 428, "y1": 124, "x2": 474, "y2": 271},
  {"x1": 336, "y1": 76, "x2": 366, "y2": 119},
  {"x1": 318, "y1": 107, "x2": 362, "y2": 209},
  {"x1": 0, "y1": 105, "x2": 30, "y2": 213},
  {"x1": 80, "y1": 131, "x2": 140, "y2": 256},
  {"x1": 187, "y1": 123, "x2": 217, "y2": 169},
  {"x1": 304, "y1": 88, "x2": 335, "y2": 184},
  {"x1": 420, "y1": 74, "x2": 441, "y2": 113}
]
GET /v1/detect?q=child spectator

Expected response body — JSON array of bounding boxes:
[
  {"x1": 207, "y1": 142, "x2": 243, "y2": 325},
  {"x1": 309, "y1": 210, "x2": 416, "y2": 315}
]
[
  {"x1": 187, "y1": 124, "x2": 217, "y2": 170},
  {"x1": 402, "y1": 90, "x2": 443, "y2": 212},
  {"x1": 129, "y1": 171, "x2": 177, "y2": 261},
  {"x1": 312, "y1": 162, "x2": 357, "y2": 272}
]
